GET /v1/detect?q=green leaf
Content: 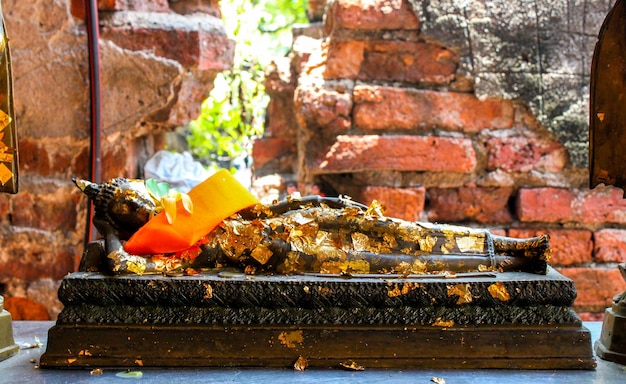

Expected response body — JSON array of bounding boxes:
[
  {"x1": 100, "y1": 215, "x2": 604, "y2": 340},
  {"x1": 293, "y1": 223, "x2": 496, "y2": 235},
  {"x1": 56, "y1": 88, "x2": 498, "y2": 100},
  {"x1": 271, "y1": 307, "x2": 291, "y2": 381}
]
[{"x1": 115, "y1": 371, "x2": 143, "y2": 379}]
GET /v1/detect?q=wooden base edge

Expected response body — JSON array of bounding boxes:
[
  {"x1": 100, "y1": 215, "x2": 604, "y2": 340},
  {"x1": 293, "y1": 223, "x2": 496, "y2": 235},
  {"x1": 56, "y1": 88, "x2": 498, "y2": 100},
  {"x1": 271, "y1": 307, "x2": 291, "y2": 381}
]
[{"x1": 40, "y1": 323, "x2": 596, "y2": 370}]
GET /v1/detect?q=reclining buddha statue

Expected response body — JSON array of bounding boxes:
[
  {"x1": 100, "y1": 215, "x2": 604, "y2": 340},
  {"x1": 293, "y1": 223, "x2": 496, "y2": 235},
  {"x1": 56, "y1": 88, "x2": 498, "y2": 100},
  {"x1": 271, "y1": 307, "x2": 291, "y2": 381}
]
[{"x1": 74, "y1": 170, "x2": 551, "y2": 276}]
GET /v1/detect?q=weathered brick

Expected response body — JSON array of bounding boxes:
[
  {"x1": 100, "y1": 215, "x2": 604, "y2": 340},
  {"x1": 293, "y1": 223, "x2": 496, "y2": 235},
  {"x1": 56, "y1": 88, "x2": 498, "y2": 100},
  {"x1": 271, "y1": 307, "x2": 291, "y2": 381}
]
[
  {"x1": 11, "y1": 188, "x2": 78, "y2": 232},
  {"x1": 295, "y1": 81, "x2": 353, "y2": 136},
  {"x1": 265, "y1": 98, "x2": 298, "y2": 138},
  {"x1": 314, "y1": 135, "x2": 477, "y2": 173},
  {"x1": 0, "y1": 231, "x2": 76, "y2": 281},
  {"x1": 517, "y1": 186, "x2": 626, "y2": 224},
  {"x1": 325, "y1": 0, "x2": 419, "y2": 33},
  {"x1": 358, "y1": 41, "x2": 458, "y2": 84},
  {"x1": 508, "y1": 228, "x2": 593, "y2": 266},
  {"x1": 71, "y1": 0, "x2": 170, "y2": 19},
  {"x1": 353, "y1": 86, "x2": 514, "y2": 132},
  {"x1": 557, "y1": 267, "x2": 626, "y2": 311},
  {"x1": 428, "y1": 187, "x2": 513, "y2": 224},
  {"x1": 102, "y1": 144, "x2": 132, "y2": 180},
  {"x1": 594, "y1": 229, "x2": 626, "y2": 263},
  {"x1": 18, "y1": 139, "x2": 51, "y2": 176},
  {"x1": 252, "y1": 138, "x2": 297, "y2": 170},
  {"x1": 324, "y1": 40, "x2": 365, "y2": 79},
  {"x1": 487, "y1": 137, "x2": 567, "y2": 173},
  {"x1": 169, "y1": 0, "x2": 221, "y2": 17},
  {"x1": 358, "y1": 186, "x2": 426, "y2": 221},
  {"x1": 20, "y1": 138, "x2": 94, "y2": 179},
  {"x1": 3, "y1": 296, "x2": 50, "y2": 321},
  {"x1": 101, "y1": 12, "x2": 234, "y2": 70}
]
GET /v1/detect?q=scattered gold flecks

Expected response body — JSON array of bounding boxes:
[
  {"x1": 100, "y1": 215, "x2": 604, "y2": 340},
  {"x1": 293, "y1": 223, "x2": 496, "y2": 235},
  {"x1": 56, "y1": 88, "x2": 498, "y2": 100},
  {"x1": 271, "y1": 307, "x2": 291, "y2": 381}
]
[
  {"x1": 488, "y1": 282, "x2": 511, "y2": 302},
  {"x1": 0, "y1": 151, "x2": 12, "y2": 162},
  {"x1": 0, "y1": 162, "x2": 11, "y2": 185},
  {"x1": 67, "y1": 358, "x2": 77, "y2": 364},
  {"x1": 365, "y1": 199, "x2": 385, "y2": 217},
  {"x1": 250, "y1": 244, "x2": 273, "y2": 265},
  {"x1": 340, "y1": 360, "x2": 365, "y2": 371},
  {"x1": 431, "y1": 377, "x2": 447, "y2": 384},
  {"x1": 387, "y1": 282, "x2": 420, "y2": 297},
  {"x1": 203, "y1": 283, "x2": 213, "y2": 299},
  {"x1": 278, "y1": 330, "x2": 304, "y2": 349},
  {"x1": 456, "y1": 235, "x2": 485, "y2": 253},
  {"x1": 135, "y1": 359, "x2": 144, "y2": 367},
  {"x1": 294, "y1": 355, "x2": 309, "y2": 371},
  {"x1": 411, "y1": 259, "x2": 428, "y2": 274},
  {"x1": 351, "y1": 232, "x2": 370, "y2": 252},
  {"x1": 418, "y1": 235, "x2": 437, "y2": 253},
  {"x1": 78, "y1": 350, "x2": 92, "y2": 356},
  {"x1": 447, "y1": 283, "x2": 473, "y2": 305},
  {"x1": 0, "y1": 109, "x2": 10, "y2": 131},
  {"x1": 320, "y1": 260, "x2": 370, "y2": 274},
  {"x1": 432, "y1": 318, "x2": 455, "y2": 328},
  {"x1": 387, "y1": 284, "x2": 402, "y2": 298},
  {"x1": 90, "y1": 368, "x2": 104, "y2": 375}
]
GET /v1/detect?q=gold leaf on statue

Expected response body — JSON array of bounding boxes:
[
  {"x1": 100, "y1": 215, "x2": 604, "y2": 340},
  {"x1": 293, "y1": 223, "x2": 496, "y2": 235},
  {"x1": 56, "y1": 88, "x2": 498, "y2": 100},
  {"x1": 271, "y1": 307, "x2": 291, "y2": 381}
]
[
  {"x1": 0, "y1": 162, "x2": 11, "y2": 184},
  {"x1": 447, "y1": 283, "x2": 473, "y2": 304},
  {"x1": 251, "y1": 244, "x2": 273, "y2": 265},
  {"x1": 488, "y1": 282, "x2": 511, "y2": 301},
  {"x1": 456, "y1": 235, "x2": 485, "y2": 253},
  {"x1": 0, "y1": 109, "x2": 10, "y2": 131}
]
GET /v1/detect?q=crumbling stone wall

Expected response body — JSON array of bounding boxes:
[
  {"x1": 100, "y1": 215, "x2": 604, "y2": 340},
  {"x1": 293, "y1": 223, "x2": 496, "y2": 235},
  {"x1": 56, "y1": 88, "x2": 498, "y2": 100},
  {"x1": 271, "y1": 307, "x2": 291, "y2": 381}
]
[
  {"x1": 0, "y1": 0, "x2": 232, "y2": 319},
  {"x1": 254, "y1": 0, "x2": 625, "y2": 319}
]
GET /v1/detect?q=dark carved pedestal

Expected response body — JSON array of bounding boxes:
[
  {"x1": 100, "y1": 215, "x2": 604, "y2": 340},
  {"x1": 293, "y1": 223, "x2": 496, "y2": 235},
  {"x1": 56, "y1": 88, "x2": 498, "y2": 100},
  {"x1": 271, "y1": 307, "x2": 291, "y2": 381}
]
[{"x1": 40, "y1": 268, "x2": 595, "y2": 369}]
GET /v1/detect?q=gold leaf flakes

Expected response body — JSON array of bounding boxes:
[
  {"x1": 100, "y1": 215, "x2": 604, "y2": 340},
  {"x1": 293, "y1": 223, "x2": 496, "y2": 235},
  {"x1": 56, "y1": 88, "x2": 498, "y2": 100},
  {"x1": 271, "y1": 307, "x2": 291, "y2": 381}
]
[
  {"x1": 294, "y1": 355, "x2": 308, "y2": 371},
  {"x1": 418, "y1": 235, "x2": 437, "y2": 253},
  {"x1": 387, "y1": 284, "x2": 402, "y2": 297},
  {"x1": 0, "y1": 109, "x2": 10, "y2": 131},
  {"x1": 251, "y1": 244, "x2": 273, "y2": 265},
  {"x1": 455, "y1": 235, "x2": 485, "y2": 253},
  {"x1": 351, "y1": 232, "x2": 370, "y2": 252},
  {"x1": 447, "y1": 283, "x2": 473, "y2": 305},
  {"x1": 67, "y1": 358, "x2": 77, "y2": 364},
  {"x1": 320, "y1": 260, "x2": 370, "y2": 274},
  {"x1": 203, "y1": 283, "x2": 213, "y2": 299},
  {"x1": 0, "y1": 151, "x2": 12, "y2": 162},
  {"x1": 278, "y1": 330, "x2": 304, "y2": 349},
  {"x1": 488, "y1": 282, "x2": 511, "y2": 302},
  {"x1": 0, "y1": 162, "x2": 12, "y2": 185},
  {"x1": 432, "y1": 318, "x2": 455, "y2": 327},
  {"x1": 388, "y1": 282, "x2": 421, "y2": 297},
  {"x1": 340, "y1": 360, "x2": 365, "y2": 371},
  {"x1": 411, "y1": 259, "x2": 428, "y2": 274},
  {"x1": 135, "y1": 359, "x2": 143, "y2": 366},
  {"x1": 90, "y1": 368, "x2": 104, "y2": 375},
  {"x1": 431, "y1": 377, "x2": 447, "y2": 384},
  {"x1": 365, "y1": 199, "x2": 385, "y2": 216}
]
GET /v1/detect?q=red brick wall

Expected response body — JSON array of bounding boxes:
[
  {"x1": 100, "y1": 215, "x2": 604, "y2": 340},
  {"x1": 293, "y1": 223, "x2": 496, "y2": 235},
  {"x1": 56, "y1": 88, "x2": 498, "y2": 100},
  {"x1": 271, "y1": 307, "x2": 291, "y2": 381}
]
[
  {"x1": 0, "y1": 0, "x2": 232, "y2": 319},
  {"x1": 254, "y1": 0, "x2": 625, "y2": 319}
]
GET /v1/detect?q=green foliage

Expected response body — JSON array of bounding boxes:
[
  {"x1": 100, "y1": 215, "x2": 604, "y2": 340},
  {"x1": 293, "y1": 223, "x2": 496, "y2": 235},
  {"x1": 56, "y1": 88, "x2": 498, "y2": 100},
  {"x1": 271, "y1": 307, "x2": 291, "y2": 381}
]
[{"x1": 186, "y1": 0, "x2": 308, "y2": 172}]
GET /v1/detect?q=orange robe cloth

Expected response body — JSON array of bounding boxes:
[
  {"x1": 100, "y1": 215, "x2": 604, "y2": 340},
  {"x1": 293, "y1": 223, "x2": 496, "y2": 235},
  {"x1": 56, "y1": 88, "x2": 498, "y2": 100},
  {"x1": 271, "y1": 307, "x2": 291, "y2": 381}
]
[{"x1": 123, "y1": 169, "x2": 259, "y2": 255}]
